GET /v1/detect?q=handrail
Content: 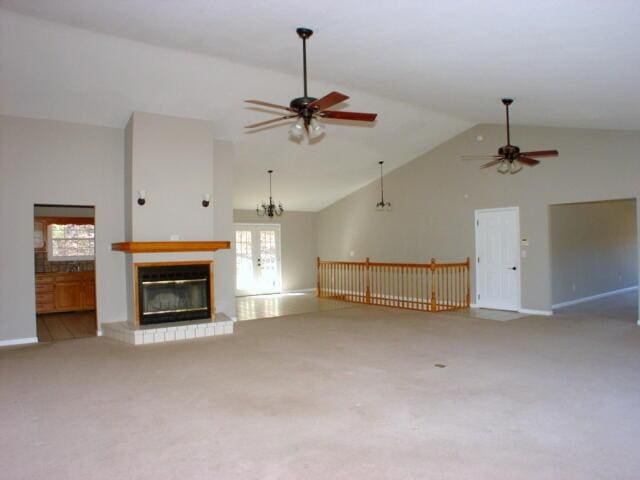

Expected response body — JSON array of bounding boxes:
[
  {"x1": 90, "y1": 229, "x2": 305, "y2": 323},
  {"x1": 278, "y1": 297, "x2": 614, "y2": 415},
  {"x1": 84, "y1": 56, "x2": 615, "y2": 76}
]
[{"x1": 317, "y1": 257, "x2": 470, "y2": 313}]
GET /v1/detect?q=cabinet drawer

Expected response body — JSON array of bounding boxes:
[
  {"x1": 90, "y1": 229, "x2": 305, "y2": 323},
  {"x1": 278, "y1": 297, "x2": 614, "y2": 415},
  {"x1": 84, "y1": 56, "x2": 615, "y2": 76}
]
[{"x1": 36, "y1": 274, "x2": 55, "y2": 285}]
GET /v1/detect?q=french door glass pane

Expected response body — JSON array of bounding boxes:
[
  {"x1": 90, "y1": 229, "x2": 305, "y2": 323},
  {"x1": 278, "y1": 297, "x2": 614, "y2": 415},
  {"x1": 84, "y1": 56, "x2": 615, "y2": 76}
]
[
  {"x1": 259, "y1": 230, "x2": 278, "y2": 290},
  {"x1": 235, "y1": 230, "x2": 253, "y2": 291}
]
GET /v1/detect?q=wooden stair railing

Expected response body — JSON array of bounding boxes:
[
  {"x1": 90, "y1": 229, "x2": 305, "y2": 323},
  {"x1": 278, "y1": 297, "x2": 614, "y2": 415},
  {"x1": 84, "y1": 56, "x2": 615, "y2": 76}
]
[{"x1": 317, "y1": 257, "x2": 470, "y2": 312}]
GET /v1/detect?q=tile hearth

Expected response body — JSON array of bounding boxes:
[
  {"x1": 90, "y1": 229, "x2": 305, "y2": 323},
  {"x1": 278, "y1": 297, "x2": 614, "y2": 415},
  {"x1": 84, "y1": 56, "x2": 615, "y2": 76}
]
[{"x1": 103, "y1": 314, "x2": 233, "y2": 345}]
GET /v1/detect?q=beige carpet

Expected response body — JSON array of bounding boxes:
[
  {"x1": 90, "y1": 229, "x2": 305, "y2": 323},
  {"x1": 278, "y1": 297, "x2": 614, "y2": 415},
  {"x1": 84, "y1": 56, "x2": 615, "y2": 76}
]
[{"x1": 2, "y1": 306, "x2": 640, "y2": 479}]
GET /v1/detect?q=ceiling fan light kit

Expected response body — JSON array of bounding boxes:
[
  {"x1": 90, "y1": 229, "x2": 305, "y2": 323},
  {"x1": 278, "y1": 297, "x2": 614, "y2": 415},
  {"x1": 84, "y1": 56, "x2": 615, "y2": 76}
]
[
  {"x1": 462, "y1": 98, "x2": 559, "y2": 173},
  {"x1": 245, "y1": 28, "x2": 378, "y2": 141}
]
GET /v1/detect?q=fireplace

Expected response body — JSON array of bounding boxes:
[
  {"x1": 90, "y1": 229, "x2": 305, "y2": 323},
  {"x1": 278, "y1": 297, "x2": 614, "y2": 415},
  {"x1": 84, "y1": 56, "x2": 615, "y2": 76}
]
[{"x1": 135, "y1": 261, "x2": 213, "y2": 326}]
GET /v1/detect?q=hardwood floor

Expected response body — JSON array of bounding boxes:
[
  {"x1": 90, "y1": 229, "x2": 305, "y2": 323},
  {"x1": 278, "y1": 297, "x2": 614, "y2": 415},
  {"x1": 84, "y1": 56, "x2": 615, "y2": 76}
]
[{"x1": 37, "y1": 311, "x2": 97, "y2": 342}]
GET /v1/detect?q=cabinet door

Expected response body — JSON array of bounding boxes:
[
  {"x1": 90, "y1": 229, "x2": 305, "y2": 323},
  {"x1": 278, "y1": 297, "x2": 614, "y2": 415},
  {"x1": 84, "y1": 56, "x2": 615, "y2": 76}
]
[
  {"x1": 55, "y1": 282, "x2": 83, "y2": 311},
  {"x1": 34, "y1": 219, "x2": 47, "y2": 252},
  {"x1": 83, "y1": 282, "x2": 96, "y2": 309}
]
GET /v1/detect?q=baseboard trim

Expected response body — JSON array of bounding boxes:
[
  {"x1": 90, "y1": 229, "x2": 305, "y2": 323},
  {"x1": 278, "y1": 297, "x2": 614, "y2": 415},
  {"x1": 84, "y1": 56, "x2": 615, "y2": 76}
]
[
  {"x1": 282, "y1": 288, "x2": 316, "y2": 293},
  {"x1": 96, "y1": 329, "x2": 103, "y2": 337},
  {"x1": 552, "y1": 286, "x2": 638, "y2": 310},
  {"x1": 518, "y1": 308, "x2": 553, "y2": 316},
  {"x1": 0, "y1": 337, "x2": 38, "y2": 347}
]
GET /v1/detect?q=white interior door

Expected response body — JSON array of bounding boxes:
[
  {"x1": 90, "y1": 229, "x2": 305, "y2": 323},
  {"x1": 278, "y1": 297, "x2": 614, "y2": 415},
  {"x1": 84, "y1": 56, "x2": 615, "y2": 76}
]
[
  {"x1": 475, "y1": 207, "x2": 521, "y2": 311},
  {"x1": 235, "y1": 224, "x2": 281, "y2": 296}
]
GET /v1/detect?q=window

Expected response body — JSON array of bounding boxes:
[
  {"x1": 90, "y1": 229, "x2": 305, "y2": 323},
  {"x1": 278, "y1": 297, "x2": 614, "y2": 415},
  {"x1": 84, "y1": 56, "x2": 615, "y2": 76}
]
[{"x1": 47, "y1": 223, "x2": 95, "y2": 261}]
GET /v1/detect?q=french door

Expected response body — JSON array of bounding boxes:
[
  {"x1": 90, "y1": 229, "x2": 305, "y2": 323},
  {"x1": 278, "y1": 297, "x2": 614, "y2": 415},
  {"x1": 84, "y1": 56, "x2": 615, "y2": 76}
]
[
  {"x1": 234, "y1": 224, "x2": 282, "y2": 296},
  {"x1": 475, "y1": 207, "x2": 521, "y2": 311}
]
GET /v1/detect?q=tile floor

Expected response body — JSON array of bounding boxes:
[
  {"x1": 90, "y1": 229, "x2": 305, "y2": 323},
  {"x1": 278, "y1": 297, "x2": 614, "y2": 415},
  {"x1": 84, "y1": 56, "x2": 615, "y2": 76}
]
[
  {"x1": 235, "y1": 292, "x2": 355, "y2": 321},
  {"x1": 37, "y1": 311, "x2": 97, "y2": 342},
  {"x1": 236, "y1": 290, "x2": 639, "y2": 324}
]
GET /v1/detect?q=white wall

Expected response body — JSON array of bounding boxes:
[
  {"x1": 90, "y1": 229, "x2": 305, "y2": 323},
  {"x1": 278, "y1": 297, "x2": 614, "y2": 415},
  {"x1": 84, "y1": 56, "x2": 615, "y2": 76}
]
[
  {"x1": 0, "y1": 115, "x2": 127, "y2": 341},
  {"x1": 550, "y1": 199, "x2": 638, "y2": 305},
  {"x1": 234, "y1": 210, "x2": 318, "y2": 292},
  {"x1": 318, "y1": 123, "x2": 640, "y2": 314}
]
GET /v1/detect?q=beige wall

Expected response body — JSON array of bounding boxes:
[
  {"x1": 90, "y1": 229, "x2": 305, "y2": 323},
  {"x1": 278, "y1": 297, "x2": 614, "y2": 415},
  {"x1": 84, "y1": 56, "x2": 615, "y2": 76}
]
[
  {"x1": 550, "y1": 199, "x2": 638, "y2": 305},
  {"x1": 234, "y1": 210, "x2": 318, "y2": 292},
  {"x1": 34, "y1": 205, "x2": 95, "y2": 217},
  {"x1": 0, "y1": 113, "x2": 237, "y2": 342},
  {"x1": 1, "y1": 115, "x2": 127, "y2": 341},
  {"x1": 124, "y1": 112, "x2": 236, "y2": 320},
  {"x1": 318, "y1": 123, "x2": 640, "y2": 313}
]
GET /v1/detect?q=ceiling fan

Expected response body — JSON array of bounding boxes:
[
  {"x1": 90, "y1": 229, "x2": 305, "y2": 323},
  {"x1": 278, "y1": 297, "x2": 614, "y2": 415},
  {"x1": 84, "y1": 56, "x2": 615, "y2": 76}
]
[
  {"x1": 463, "y1": 99, "x2": 559, "y2": 174},
  {"x1": 244, "y1": 28, "x2": 378, "y2": 140}
]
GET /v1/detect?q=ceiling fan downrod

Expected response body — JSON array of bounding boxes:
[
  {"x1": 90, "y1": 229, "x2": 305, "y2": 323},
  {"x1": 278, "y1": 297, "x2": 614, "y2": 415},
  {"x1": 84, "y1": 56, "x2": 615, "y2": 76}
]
[
  {"x1": 502, "y1": 98, "x2": 513, "y2": 146},
  {"x1": 297, "y1": 28, "x2": 313, "y2": 98}
]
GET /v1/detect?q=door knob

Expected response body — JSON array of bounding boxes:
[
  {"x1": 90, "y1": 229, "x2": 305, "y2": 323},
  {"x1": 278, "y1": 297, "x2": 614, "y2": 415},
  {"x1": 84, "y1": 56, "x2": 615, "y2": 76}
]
[{"x1": 510, "y1": 266, "x2": 517, "y2": 270}]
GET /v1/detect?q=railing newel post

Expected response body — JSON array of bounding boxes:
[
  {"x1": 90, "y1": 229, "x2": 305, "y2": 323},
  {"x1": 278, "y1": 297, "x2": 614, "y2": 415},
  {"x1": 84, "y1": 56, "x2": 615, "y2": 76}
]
[
  {"x1": 316, "y1": 256, "x2": 321, "y2": 297},
  {"x1": 465, "y1": 256, "x2": 471, "y2": 307},
  {"x1": 430, "y1": 258, "x2": 437, "y2": 312},
  {"x1": 365, "y1": 257, "x2": 371, "y2": 304}
]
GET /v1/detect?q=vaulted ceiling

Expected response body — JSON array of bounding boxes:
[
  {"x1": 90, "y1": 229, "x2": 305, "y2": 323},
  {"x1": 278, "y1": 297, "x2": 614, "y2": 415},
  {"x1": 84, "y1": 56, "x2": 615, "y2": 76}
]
[{"x1": 2, "y1": 1, "x2": 639, "y2": 210}]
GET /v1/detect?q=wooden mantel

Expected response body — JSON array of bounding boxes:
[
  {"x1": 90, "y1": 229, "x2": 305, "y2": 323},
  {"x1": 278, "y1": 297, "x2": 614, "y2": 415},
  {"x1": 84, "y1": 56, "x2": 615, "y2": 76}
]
[{"x1": 111, "y1": 241, "x2": 231, "y2": 254}]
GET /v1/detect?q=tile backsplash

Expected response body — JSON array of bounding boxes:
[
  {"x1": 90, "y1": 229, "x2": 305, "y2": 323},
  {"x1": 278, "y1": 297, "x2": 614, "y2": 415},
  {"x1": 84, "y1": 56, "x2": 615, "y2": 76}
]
[{"x1": 34, "y1": 252, "x2": 94, "y2": 273}]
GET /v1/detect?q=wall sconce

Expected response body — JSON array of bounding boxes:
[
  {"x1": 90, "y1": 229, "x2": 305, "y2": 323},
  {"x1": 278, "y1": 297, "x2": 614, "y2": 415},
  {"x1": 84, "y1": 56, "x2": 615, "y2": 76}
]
[
  {"x1": 202, "y1": 193, "x2": 211, "y2": 208},
  {"x1": 137, "y1": 190, "x2": 147, "y2": 206}
]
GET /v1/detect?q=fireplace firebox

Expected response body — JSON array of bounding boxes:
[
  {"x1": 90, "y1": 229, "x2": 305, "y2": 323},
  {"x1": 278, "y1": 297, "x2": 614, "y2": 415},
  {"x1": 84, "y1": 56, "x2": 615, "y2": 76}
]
[{"x1": 136, "y1": 262, "x2": 212, "y2": 326}]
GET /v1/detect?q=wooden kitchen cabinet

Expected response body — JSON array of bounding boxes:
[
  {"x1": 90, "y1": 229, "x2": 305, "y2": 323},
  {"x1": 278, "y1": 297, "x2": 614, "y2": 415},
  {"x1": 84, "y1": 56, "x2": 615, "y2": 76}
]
[
  {"x1": 34, "y1": 219, "x2": 47, "y2": 252},
  {"x1": 83, "y1": 281, "x2": 96, "y2": 309},
  {"x1": 36, "y1": 272, "x2": 96, "y2": 313}
]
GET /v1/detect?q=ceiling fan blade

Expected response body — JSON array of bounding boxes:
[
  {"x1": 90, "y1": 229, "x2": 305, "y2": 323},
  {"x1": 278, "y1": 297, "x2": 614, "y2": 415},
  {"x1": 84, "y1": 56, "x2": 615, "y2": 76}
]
[
  {"x1": 245, "y1": 100, "x2": 295, "y2": 112},
  {"x1": 519, "y1": 149, "x2": 558, "y2": 157},
  {"x1": 480, "y1": 159, "x2": 505, "y2": 169},
  {"x1": 308, "y1": 91, "x2": 349, "y2": 111},
  {"x1": 245, "y1": 115, "x2": 297, "y2": 129},
  {"x1": 517, "y1": 156, "x2": 541, "y2": 166},
  {"x1": 320, "y1": 110, "x2": 377, "y2": 122}
]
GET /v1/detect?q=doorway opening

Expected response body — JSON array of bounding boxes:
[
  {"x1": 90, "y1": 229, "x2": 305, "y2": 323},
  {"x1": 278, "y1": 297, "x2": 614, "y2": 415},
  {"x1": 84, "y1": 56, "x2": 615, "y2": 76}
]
[
  {"x1": 474, "y1": 206, "x2": 521, "y2": 311},
  {"x1": 34, "y1": 204, "x2": 97, "y2": 342},
  {"x1": 550, "y1": 198, "x2": 638, "y2": 323},
  {"x1": 234, "y1": 223, "x2": 282, "y2": 296}
]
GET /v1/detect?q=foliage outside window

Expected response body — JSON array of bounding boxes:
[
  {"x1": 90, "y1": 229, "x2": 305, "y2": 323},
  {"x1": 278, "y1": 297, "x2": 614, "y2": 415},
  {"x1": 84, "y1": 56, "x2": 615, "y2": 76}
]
[{"x1": 47, "y1": 224, "x2": 95, "y2": 261}]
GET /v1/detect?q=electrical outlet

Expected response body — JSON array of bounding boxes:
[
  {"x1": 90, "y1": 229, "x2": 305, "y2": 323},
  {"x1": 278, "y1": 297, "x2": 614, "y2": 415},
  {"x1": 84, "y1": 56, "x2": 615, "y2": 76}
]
[{"x1": 170, "y1": 234, "x2": 180, "y2": 241}]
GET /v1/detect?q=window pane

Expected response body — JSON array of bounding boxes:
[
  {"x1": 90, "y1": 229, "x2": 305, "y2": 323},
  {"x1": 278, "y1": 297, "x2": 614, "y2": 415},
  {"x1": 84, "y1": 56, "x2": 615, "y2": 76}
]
[{"x1": 48, "y1": 224, "x2": 95, "y2": 259}]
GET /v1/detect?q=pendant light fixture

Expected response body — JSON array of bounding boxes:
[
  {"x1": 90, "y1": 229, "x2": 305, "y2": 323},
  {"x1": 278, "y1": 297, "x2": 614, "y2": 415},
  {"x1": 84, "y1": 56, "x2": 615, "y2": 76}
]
[
  {"x1": 375, "y1": 161, "x2": 391, "y2": 211},
  {"x1": 256, "y1": 170, "x2": 284, "y2": 217}
]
